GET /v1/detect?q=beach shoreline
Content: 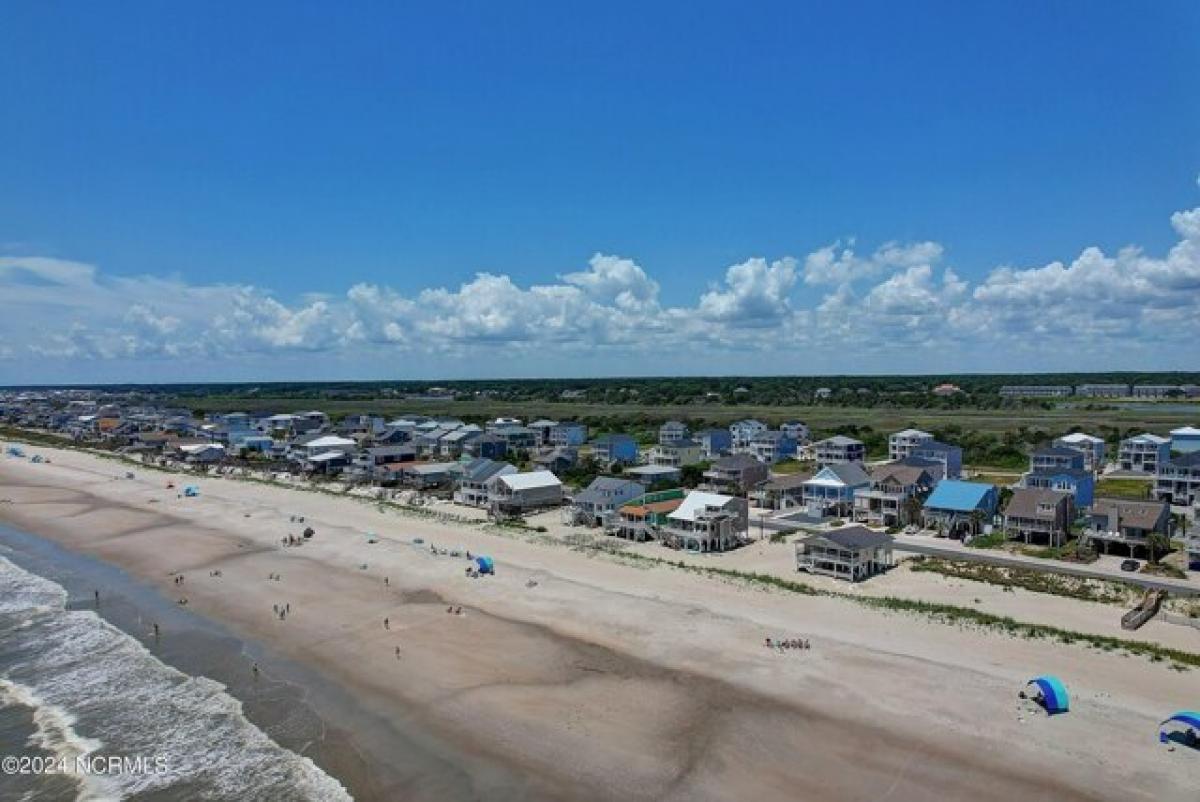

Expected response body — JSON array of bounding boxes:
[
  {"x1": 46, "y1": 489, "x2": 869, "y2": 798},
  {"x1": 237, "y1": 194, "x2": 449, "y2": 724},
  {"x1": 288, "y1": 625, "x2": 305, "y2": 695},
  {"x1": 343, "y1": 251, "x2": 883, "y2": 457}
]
[{"x1": 1, "y1": 446, "x2": 1197, "y2": 801}]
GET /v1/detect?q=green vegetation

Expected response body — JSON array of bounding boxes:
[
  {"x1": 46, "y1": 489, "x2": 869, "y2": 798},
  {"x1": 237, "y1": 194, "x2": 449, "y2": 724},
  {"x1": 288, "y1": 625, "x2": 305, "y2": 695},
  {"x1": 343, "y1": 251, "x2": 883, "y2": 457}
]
[
  {"x1": 909, "y1": 557, "x2": 1137, "y2": 604},
  {"x1": 1095, "y1": 477, "x2": 1152, "y2": 500},
  {"x1": 965, "y1": 531, "x2": 1008, "y2": 549},
  {"x1": 770, "y1": 459, "x2": 812, "y2": 475}
]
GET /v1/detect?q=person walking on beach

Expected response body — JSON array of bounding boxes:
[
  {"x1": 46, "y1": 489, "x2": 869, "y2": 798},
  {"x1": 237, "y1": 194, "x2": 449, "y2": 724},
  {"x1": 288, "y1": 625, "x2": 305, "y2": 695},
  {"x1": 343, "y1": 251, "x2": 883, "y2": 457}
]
[
  {"x1": 153, "y1": 623, "x2": 160, "y2": 639},
  {"x1": 252, "y1": 662, "x2": 260, "y2": 678},
  {"x1": 285, "y1": 603, "x2": 290, "y2": 614},
  {"x1": 94, "y1": 589, "x2": 100, "y2": 605},
  {"x1": 395, "y1": 646, "x2": 400, "y2": 659},
  {"x1": 384, "y1": 576, "x2": 389, "y2": 586},
  {"x1": 384, "y1": 617, "x2": 390, "y2": 630}
]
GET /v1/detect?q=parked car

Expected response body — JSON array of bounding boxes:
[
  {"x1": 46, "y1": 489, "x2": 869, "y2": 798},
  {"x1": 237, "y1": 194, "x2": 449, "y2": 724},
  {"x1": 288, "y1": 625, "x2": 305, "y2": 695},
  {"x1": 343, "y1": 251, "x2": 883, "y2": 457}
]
[{"x1": 1120, "y1": 559, "x2": 1140, "y2": 572}]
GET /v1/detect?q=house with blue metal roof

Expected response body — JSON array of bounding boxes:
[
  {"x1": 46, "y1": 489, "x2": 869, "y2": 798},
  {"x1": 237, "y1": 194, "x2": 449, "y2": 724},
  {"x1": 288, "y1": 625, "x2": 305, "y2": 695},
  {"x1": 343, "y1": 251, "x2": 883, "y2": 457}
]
[{"x1": 921, "y1": 480, "x2": 998, "y2": 537}]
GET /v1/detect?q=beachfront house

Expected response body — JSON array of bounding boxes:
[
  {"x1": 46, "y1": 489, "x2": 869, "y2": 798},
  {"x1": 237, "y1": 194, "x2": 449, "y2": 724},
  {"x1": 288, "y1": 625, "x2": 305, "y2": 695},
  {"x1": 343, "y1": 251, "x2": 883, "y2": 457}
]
[
  {"x1": 571, "y1": 477, "x2": 645, "y2": 526},
  {"x1": 888, "y1": 428, "x2": 934, "y2": 461},
  {"x1": 694, "y1": 428, "x2": 732, "y2": 459},
  {"x1": 607, "y1": 489, "x2": 686, "y2": 542},
  {"x1": 658, "y1": 420, "x2": 689, "y2": 445},
  {"x1": 1002, "y1": 487, "x2": 1073, "y2": 547},
  {"x1": 1053, "y1": 432, "x2": 1107, "y2": 473},
  {"x1": 590, "y1": 434, "x2": 639, "y2": 467},
  {"x1": 1170, "y1": 426, "x2": 1200, "y2": 454},
  {"x1": 852, "y1": 463, "x2": 935, "y2": 528},
  {"x1": 295, "y1": 434, "x2": 357, "y2": 461},
  {"x1": 921, "y1": 480, "x2": 998, "y2": 538},
  {"x1": 814, "y1": 436, "x2": 866, "y2": 466},
  {"x1": 753, "y1": 473, "x2": 812, "y2": 510},
  {"x1": 800, "y1": 463, "x2": 871, "y2": 518},
  {"x1": 1153, "y1": 451, "x2": 1200, "y2": 508},
  {"x1": 179, "y1": 442, "x2": 227, "y2": 464},
  {"x1": 400, "y1": 461, "x2": 464, "y2": 490},
  {"x1": 454, "y1": 458, "x2": 516, "y2": 507},
  {"x1": 1118, "y1": 433, "x2": 1171, "y2": 474},
  {"x1": 703, "y1": 453, "x2": 769, "y2": 494},
  {"x1": 659, "y1": 491, "x2": 749, "y2": 553},
  {"x1": 647, "y1": 439, "x2": 704, "y2": 468},
  {"x1": 1082, "y1": 498, "x2": 1171, "y2": 557},
  {"x1": 487, "y1": 470, "x2": 564, "y2": 516},
  {"x1": 795, "y1": 526, "x2": 894, "y2": 582}
]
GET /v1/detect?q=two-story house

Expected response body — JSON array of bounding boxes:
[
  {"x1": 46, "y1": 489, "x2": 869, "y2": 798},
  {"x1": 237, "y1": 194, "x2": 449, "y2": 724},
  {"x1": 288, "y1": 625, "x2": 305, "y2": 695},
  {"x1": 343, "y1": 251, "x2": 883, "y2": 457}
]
[
  {"x1": 813, "y1": 436, "x2": 866, "y2": 466},
  {"x1": 590, "y1": 434, "x2": 639, "y2": 466},
  {"x1": 888, "y1": 428, "x2": 934, "y2": 461},
  {"x1": 647, "y1": 438, "x2": 704, "y2": 468},
  {"x1": 800, "y1": 463, "x2": 871, "y2": 517},
  {"x1": 853, "y1": 464, "x2": 936, "y2": 527},
  {"x1": 729, "y1": 419, "x2": 768, "y2": 451},
  {"x1": 571, "y1": 477, "x2": 645, "y2": 526},
  {"x1": 1084, "y1": 497, "x2": 1170, "y2": 557},
  {"x1": 1118, "y1": 433, "x2": 1171, "y2": 474},
  {"x1": 703, "y1": 453, "x2": 769, "y2": 494},
  {"x1": 1002, "y1": 487, "x2": 1073, "y2": 546},
  {"x1": 747, "y1": 430, "x2": 798, "y2": 464},
  {"x1": 1154, "y1": 451, "x2": 1200, "y2": 508},
  {"x1": 694, "y1": 428, "x2": 733, "y2": 459},
  {"x1": 1053, "y1": 432, "x2": 1107, "y2": 473},
  {"x1": 658, "y1": 420, "x2": 689, "y2": 446}
]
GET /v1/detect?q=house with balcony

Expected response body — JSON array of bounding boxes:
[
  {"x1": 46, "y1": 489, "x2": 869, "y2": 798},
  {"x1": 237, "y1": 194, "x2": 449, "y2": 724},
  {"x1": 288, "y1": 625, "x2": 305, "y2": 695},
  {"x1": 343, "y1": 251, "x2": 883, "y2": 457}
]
[
  {"x1": 1021, "y1": 467, "x2": 1094, "y2": 508},
  {"x1": 607, "y1": 489, "x2": 686, "y2": 542},
  {"x1": 532, "y1": 447, "x2": 577, "y2": 475},
  {"x1": 852, "y1": 463, "x2": 936, "y2": 527},
  {"x1": 747, "y1": 430, "x2": 798, "y2": 464},
  {"x1": 752, "y1": 473, "x2": 811, "y2": 510},
  {"x1": 908, "y1": 441, "x2": 962, "y2": 479},
  {"x1": 462, "y1": 433, "x2": 508, "y2": 460},
  {"x1": 888, "y1": 428, "x2": 934, "y2": 461},
  {"x1": 399, "y1": 461, "x2": 464, "y2": 490},
  {"x1": 658, "y1": 420, "x2": 689, "y2": 445},
  {"x1": 590, "y1": 434, "x2": 639, "y2": 466},
  {"x1": 694, "y1": 428, "x2": 732, "y2": 459},
  {"x1": 780, "y1": 420, "x2": 810, "y2": 443},
  {"x1": 659, "y1": 491, "x2": 749, "y2": 553},
  {"x1": 1053, "y1": 432, "x2": 1107, "y2": 473},
  {"x1": 814, "y1": 435, "x2": 865, "y2": 466},
  {"x1": 453, "y1": 458, "x2": 516, "y2": 507},
  {"x1": 1002, "y1": 487, "x2": 1073, "y2": 546},
  {"x1": 439, "y1": 426, "x2": 483, "y2": 458},
  {"x1": 800, "y1": 463, "x2": 871, "y2": 517},
  {"x1": 1029, "y1": 446, "x2": 1085, "y2": 473},
  {"x1": 1118, "y1": 433, "x2": 1171, "y2": 473},
  {"x1": 571, "y1": 477, "x2": 645, "y2": 526},
  {"x1": 703, "y1": 453, "x2": 769, "y2": 494},
  {"x1": 550, "y1": 422, "x2": 588, "y2": 448},
  {"x1": 1154, "y1": 451, "x2": 1200, "y2": 508},
  {"x1": 921, "y1": 480, "x2": 998, "y2": 537},
  {"x1": 528, "y1": 419, "x2": 560, "y2": 447},
  {"x1": 795, "y1": 526, "x2": 894, "y2": 582},
  {"x1": 729, "y1": 419, "x2": 768, "y2": 451},
  {"x1": 647, "y1": 438, "x2": 704, "y2": 468},
  {"x1": 1082, "y1": 498, "x2": 1170, "y2": 557},
  {"x1": 487, "y1": 470, "x2": 563, "y2": 516},
  {"x1": 1188, "y1": 534, "x2": 1200, "y2": 571},
  {"x1": 494, "y1": 426, "x2": 539, "y2": 452}
]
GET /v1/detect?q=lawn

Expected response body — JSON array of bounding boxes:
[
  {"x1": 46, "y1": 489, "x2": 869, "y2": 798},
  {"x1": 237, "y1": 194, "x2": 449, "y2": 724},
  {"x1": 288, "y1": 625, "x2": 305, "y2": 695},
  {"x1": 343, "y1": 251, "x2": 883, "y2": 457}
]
[{"x1": 1095, "y1": 477, "x2": 1153, "y2": 499}]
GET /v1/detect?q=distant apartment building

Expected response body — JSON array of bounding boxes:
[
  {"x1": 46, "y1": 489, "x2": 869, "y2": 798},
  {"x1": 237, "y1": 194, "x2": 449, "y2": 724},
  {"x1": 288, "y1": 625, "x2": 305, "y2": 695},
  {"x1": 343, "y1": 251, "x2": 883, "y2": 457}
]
[
  {"x1": 1117, "y1": 433, "x2": 1171, "y2": 474},
  {"x1": 888, "y1": 428, "x2": 934, "y2": 461},
  {"x1": 999, "y1": 385, "x2": 1073, "y2": 399},
  {"x1": 1074, "y1": 384, "x2": 1130, "y2": 398},
  {"x1": 1131, "y1": 384, "x2": 1181, "y2": 399}
]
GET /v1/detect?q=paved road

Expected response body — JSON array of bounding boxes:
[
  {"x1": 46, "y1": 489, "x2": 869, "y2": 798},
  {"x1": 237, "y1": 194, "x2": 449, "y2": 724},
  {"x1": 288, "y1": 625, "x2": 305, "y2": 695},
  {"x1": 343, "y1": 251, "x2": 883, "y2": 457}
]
[{"x1": 890, "y1": 538, "x2": 1200, "y2": 597}]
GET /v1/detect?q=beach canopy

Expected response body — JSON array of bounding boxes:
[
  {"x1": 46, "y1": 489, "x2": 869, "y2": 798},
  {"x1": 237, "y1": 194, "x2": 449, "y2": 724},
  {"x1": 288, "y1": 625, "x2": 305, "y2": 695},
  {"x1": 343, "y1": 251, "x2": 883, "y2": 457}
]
[
  {"x1": 1027, "y1": 675, "x2": 1070, "y2": 714},
  {"x1": 1159, "y1": 711, "x2": 1200, "y2": 746},
  {"x1": 475, "y1": 556, "x2": 494, "y2": 574},
  {"x1": 183, "y1": 485, "x2": 200, "y2": 497}
]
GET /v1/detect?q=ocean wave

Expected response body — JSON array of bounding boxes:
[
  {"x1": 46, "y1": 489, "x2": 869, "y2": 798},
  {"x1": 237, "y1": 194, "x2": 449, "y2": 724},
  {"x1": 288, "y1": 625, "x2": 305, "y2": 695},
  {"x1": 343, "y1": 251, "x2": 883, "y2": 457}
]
[{"x1": 0, "y1": 556, "x2": 351, "y2": 801}]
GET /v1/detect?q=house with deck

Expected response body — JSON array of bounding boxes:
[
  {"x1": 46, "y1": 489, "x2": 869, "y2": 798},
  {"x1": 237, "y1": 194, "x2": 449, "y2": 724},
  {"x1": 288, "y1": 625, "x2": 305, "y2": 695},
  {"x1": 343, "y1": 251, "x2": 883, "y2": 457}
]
[
  {"x1": 753, "y1": 473, "x2": 811, "y2": 510},
  {"x1": 852, "y1": 463, "x2": 936, "y2": 527},
  {"x1": 795, "y1": 526, "x2": 894, "y2": 582},
  {"x1": 1153, "y1": 451, "x2": 1200, "y2": 508},
  {"x1": 703, "y1": 453, "x2": 769, "y2": 494},
  {"x1": 591, "y1": 434, "x2": 639, "y2": 467},
  {"x1": 814, "y1": 436, "x2": 866, "y2": 466},
  {"x1": 647, "y1": 439, "x2": 704, "y2": 468},
  {"x1": 921, "y1": 480, "x2": 998, "y2": 537},
  {"x1": 888, "y1": 429, "x2": 934, "y2": 461},
  {"x1": 607, "y1": 489, "x2": 686, "y2": 542},
  {"x1": 1053, "y1": 432, "x2": 1107, "y2": 473},
  {"x1": 729, "y1": 419, "x2": 768, "y2": 451},
  {"x1": 1030, "y1": 446, "x2": 1085, "y2": 473},
  {"x1": 800, "y1": 463, "x2": 871, "y2": 517},
  {"x1": 908, "y1": 440, "x2": 962, "y2": 479},
  {"x1": 1020, "y1": 467, "x2": 1094, "y2": 508},
  {"x1": 487, "y1": 470, "x2": 564, "y2": 516},
  {"x1": 658, "y1": 420, "x2": 689, "y2": 445},
  {"x1": 571, "y1": 477, "x2": 645, "y2": 526},
  {"x1": 1118, "y1": 433, "x2": 1171, "y2": 474},
  {"x1": 454, "y1": 459, "x2": 516, "y2": 507},
  {"x1": 550, "y1": 422, "x2": 588, "y2": 448},
  {"x1": 659, "y1": 491, "x2": 749, "y2": 552},
  {"x1": 1083, "y1": 498, "x2": 1171, "y2": 557},
  {"x1": 747, "y1": 430, "x2": 798, "y2": 464},
  {"x1": 694, "y1": 428, "x2": 733, "y2": 459},
  {"x1": 1002, "y1": 487, "x2": 1073, "y2": 546}
]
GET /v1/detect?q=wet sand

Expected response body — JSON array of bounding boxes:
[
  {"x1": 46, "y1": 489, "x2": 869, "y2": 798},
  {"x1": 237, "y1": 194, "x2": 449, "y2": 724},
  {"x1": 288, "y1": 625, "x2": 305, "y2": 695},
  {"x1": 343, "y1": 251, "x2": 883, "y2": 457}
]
[{"x1": 2, "y1": 450, "x2": 1197, "y2": 801}]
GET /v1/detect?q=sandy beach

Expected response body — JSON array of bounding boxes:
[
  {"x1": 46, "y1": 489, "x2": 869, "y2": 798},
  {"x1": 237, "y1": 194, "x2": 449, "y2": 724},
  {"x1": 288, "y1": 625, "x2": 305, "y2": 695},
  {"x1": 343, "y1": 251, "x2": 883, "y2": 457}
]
[{"x1": 2, "y1": 447, "x2": 1198, "y2": 801}]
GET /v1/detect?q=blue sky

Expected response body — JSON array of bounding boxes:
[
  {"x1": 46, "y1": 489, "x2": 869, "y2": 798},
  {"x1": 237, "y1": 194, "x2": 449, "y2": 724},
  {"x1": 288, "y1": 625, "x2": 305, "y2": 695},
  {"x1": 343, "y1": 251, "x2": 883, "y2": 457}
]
[{"x1": 2, "y1": 2, "x2": 1200, "y2": 383}]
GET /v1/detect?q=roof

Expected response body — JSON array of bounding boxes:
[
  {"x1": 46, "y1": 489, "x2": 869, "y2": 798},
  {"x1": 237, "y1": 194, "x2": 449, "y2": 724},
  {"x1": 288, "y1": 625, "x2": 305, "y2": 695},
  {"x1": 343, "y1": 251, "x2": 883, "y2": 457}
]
[
  {"x1": 759, "y1": 473, "x2": 812, "y2": 491},
  {"x1": 1124, "y1": 433, "x2": 1169, "y2": 445},
  {"x1": 660, "y1": 420, "x2": 687, "y2": 429},
  {"x1": 804, "y1": 525, "x2": 893, "y2": 550},
  {"x1": 1090, "y1": 498, "x2": 1168, "y2": 531},
  {"x1": 307, "y1": 451, "x2": 348, "y2": 462},
  {"x1": 1056, "y1": 432, "x2": 1103, "y2": 444},
  {"x1": 891, "y1": 428, "x2": 932, "y2": 438},
  {"x1": 404, "y1": 461, "x2": 461, "y2": 475},
  {"x1": 711, "y1": 453, "x2": 762, "y2": 470},
  {"x1": 1171, "y1": 426, "x2": 1200, "y2": 437},
  {"x1": 805, "y1": 462, "x2": 871, "y2": 487},
  {"x1": 585, "y1": 476, "x2": 643, "y2": 492},
  {"x1": 621, "y1": 498, "x2": 685, "y2": 516},
  {"x1": 924, "y1": 480, "x2": 995, "y2": 512},
  {"x1": 1004, "y1": 487, "x2": 1071, "y2": 519},
  {"x1": 461, "y1": 458, "x2": 514, "y2": 483},
  {"x1": 179, "y1": 443, "x2": 225, "y2": 454},
  {"x1": 867, "y1": 463, "x2": 932, "y2": 486},
  {"x1": 497, "y1": 470, "x2": 562, "y2": 491},
  {"x1": 575, "y1": 477, "x2": 643, "y2": 504},
  {"x1": 624, "y1": 464, "x2": 680, "y2": 477},
  {"x1": 304, "y1": 435, "x2": 356, "y2": 449},
  {"x1": 668, "y1": 491, "x2": 738, "y2": 522},
  {"x1": 818, "y1": 435, "x2": 863, "y2": 447}
]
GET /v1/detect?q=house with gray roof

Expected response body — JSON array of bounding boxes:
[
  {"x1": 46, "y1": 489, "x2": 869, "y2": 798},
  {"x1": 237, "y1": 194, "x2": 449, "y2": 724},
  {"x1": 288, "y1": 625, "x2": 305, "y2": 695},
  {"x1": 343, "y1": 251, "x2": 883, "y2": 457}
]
[
  {"x1": 814, "y1": 435, "x2": 865, "y2": 466},
  {"x1": 1002, "y1": 487, "x2": 1073, "y2": 546},
  {"x1": 571, "y1": 477, "x2": 645, "y2": 526},
  {"x1": 703, "y1": 453, "x2": 769, "y2": 494},
  {"x1": 796, "y1": 526, "x2": 894, "y2": 582},
  {"x1": 1083, "y1": 498, "x2": 1170, "y2": 557},
  {"x1": 454, "y1": 458, "x2": 516, "y2": 507}
]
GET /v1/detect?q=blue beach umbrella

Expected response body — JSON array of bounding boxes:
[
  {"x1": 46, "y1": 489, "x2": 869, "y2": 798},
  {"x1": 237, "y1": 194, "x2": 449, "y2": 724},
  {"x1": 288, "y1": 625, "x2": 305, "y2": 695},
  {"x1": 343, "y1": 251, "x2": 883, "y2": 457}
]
[
  {"x1": 1026, "y1": 675, "x2": 1070, "y2": 714},
  {"x1": 475, "y1": 556, "x2": 494, "y2": 574},
  {"x1": 1159, "y1": 711, "x2": 1200, "y2": 746}
]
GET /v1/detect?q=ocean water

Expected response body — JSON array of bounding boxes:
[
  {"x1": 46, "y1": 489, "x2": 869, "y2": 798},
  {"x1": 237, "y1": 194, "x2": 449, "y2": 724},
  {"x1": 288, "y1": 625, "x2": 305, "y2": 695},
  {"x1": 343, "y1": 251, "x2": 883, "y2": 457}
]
[{"x1": 0, "y1": 554, "x2": 352, "y2": 802}]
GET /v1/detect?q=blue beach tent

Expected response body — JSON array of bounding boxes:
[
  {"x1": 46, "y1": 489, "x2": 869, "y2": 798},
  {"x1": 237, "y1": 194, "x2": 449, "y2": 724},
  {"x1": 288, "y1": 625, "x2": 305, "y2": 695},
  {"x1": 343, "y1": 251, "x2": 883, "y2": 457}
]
[
  {"x1": 183, "y1": 485, "x2": 200, "y2": 497},
  {"x1": 1159, "y1": 711, "x2": 1200, "y2": 747},
  {"x1": 1026, "y1": 675, "x2": 1070, "y2": 715},
  {"x1": 475, "y1": 556, "x2": 494, "y2": 574}
]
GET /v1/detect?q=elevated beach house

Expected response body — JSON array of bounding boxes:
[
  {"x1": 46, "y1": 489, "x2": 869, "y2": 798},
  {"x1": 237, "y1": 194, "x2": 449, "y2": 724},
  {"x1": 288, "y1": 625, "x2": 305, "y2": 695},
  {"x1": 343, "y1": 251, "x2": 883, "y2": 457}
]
[
  {"x1": 1117, "y1": 433, "x2": 1171, "y2": 474},
  {"x1": 814, "y1": 435, "x2": 866, "y2": 466},
  {"x1": 888, "y1": 428, "x2": 934, "y2": 461},
  {"x1": 1153, "y1": 451, "x2": 1200, "y2": 508},
  {"x1": 1053, "y1": 432, "x2": 1107, "y2": 473},
  {"x1": 703, "y1": 453, "x2": 769, "y2": 494},
  {"x1": 590, "y1": 434, "x2": 639, "y2": 467},
  {"x1": 659, "y1": 491, "x2": 749, "y2": 553},
  {"x1": 796, "y1": 526, "x2": 894, "y2": 582},
  {"x1": 454, "y1": 458, "x2": 516, "y2": 507},
  {"x1": 607, "y1": 489, "x2": 686, "y2": 542},
  {"x1": 800, "y1": 463, "x2": 871, "y2": 518},
  {"x1": 1002, "y1": 487, "x2": 1073, "y2": 547},
  {"x1": 852, "y1": 463, "x2": 936, "y2": 528},
  {"x1": 487, "y1": 470, "x2": 564, "y2": 516},
  {"x1": 1082, "y1": 497, "x2": 1170, "y2": 557},
  {"x1": 921, "y1": 480, "x2": 998, "y2": 537},
  {"x1": 571, "y1": 477, "x2": 645, "y2": 526}
]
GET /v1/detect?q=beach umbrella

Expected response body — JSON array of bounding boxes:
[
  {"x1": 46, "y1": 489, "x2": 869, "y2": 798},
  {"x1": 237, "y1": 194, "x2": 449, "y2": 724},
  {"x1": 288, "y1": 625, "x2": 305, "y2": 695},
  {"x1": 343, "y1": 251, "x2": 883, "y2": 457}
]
[
  {"x1": 475, "y1": 556, "x2": 494, "y2": 574},
  {"x1": 1025, "y1": 675, "x2": 1069, "y2": 715},
  {"x1": 1159, "y1": 711, "x2": 1200, "y2": 747}
]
